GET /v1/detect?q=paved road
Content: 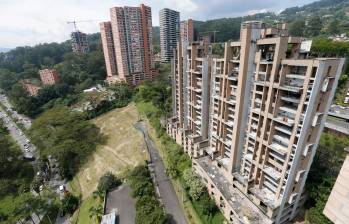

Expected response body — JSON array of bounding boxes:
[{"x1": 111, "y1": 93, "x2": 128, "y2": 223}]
[
  {"x1": 0, "y1": 93, "x2": 67, "y2": 223},
  {"x1": 0, "y1": 109, "x2": 36, "y2": 159},
  {"x1": 134, "y1": 122, "x2": 187, "y2": 224},
  {"x1": 105, "y1": 185, "x2": 136, "y2": 224},
  {"x1": 0, "y1": 94, "x2": 32, "y2": 129}
]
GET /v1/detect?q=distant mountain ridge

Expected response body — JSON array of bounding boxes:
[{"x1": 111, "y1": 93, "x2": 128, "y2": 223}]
[{"x1": 152, "y1": 0, "x2": 349, "y2": 45}]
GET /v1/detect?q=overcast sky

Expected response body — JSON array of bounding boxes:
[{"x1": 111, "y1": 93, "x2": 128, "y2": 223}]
[{"x1": 0, "y1": 0, "x2": 317, "y2": 48}]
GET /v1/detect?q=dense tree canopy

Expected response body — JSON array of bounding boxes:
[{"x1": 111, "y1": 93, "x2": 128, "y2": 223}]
[
  {"x1": 305, "y1": 133, "x2": 348, "y2": 223},
  {"x1": 0, "y1": 121, "x2": 33, "y2": 199},
  {"x1": 29, "y1": 107, "x2": 104, "y2": 178}
]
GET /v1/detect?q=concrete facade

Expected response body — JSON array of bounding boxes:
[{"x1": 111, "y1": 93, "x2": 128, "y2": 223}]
[
  {"x1": 100, "y1": 22, "x2": 117, "y2": 80},
  {"x1": 323, "y1": 149, "x2": 349, "y2": 224},
  {"x1": 180, "y1": 19, "x2": 194, "y2": 43},
  {"x1": 39, "y1": 69, "x2": 59, "y2": 85},
  {"x1": 71, "y1": 31, "x2": 89, "y2": 54},
  {"x1": 159, "y1": 8, "x2": 180, "y2": 63},
  {"x1": 167, "y1": 21, "x2": 345, "y2": 224},
  {"x1": 101, "y1": 4, "x2": 154, "y2": 86}
]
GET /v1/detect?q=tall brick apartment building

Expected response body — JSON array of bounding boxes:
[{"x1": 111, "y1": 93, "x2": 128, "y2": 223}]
[{"x1": 100, "y1": 4, "x2": 155, "y2": 86}]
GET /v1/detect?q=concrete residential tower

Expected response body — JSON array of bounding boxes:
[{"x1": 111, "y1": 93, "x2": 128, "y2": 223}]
[
  {"x1": 180, "y1": 19, "x2": 195, "y2": 43},
  {"x1": 167, "y1": 21, "x2": 345, "y2": 223},
  {"x1": 159, "y1": 8, "x2": 180, "y2": 63},
  {"x1": 100, "y1": 4, "x2": 154, "y2": 86},
  {"x1": 71, "y1": 31, "x2": 89, "y2": 54}
]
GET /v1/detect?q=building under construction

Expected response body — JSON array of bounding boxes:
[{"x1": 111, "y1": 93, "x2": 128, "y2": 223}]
[
  {"x1": 71, "y1": 31, "x2": 89, "y2": 54},
  {"x1": 167, "y1": 21, "x2": 345, "y2": 223}
]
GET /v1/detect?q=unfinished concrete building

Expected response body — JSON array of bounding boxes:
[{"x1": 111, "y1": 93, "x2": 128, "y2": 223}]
[
  {"x1": 167, "y1": 38, "x2": 212, "y2": 158},
  {"x1": 167, "y1": 21, "x2": 345, "y2": 224},
  {"x1": 71, "y1": 31, "x2": 89, "y2": 54}
]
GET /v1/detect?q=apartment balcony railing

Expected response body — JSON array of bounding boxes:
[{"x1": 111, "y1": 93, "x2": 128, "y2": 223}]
[
  {"x1": 274, "y1": 124, "x2": 292, "y2": 136},
  {"x1": 228, "y1": 71, "x2": 238, "y2": 81},
  {"x1": 269, "y1": 140, "x2": 288, "y2": 154},
  {"x1": 280, "y1": 96, "x2": 300, "y2": 104},
  {"x1": 264, "y1": 166, "x2": 281, "y2": 181},
  {"x1": 227, "y1": 95, "x2": 236, "y2": 104},
  {"x1": 273, "y1": 133, "x2": 290, "y2": 146}
]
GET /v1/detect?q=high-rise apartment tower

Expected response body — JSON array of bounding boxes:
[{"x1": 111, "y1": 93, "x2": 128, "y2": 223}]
[
  {"x1": 180, "y1": 19, "x2": 195, "y2": 43},
  {"x1": 100, "y1": 4, "x2": 154, "y2": 86},
  {"x1": 167, "y1": 21, "x2": 345, "y2": 224},
  {"x1": 159, "y1": 8, "x2": 180, "y2": 63}
]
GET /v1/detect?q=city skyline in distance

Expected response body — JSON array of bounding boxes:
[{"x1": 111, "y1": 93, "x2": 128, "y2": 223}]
[{"x1": 0, "y1": 0, "x2": 318, "y2": 48}]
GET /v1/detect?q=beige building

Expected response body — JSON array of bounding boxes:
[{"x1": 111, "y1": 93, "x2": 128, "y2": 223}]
[
  {"x1": 180, "y1": 19, "x2": 194, "y2": 43},
  {"x1": 167, "y1": 21, "x2": 345, "y2": 224},
  {"x1": 167, "y1": 37, "x2": 212, "y2": 158},
  {"x1": 323, "y1": 148, "x2": 349, "y2": 224},
  {"x1": 100, "y1": 4, "x2": 154, "y2": 86}
]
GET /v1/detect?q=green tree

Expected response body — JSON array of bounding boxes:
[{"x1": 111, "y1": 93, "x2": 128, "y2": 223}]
[
  {"x1": 89, "y1": 204, "x2": 103, "y2": 223},
  {"x1": 327, "y1": 19, "x2": 340, "y2": 35},
  {"x1": 183, "y1": 168, "x2": 205, "y2": 201},
  {"x1": 61, "y1": 193, "x2": 79, "y2": 214},
  {"x1": 289, "y1": 19, "x2": 306, "y2": 36},
  {"x1": 29, "y1": 107, "x2": 104, "y2": 178},
  {"x1": 305, "y1": 15, "x2": 323, "y2": 37},
  {"x1": 97, "y1": 172, "x2": 121, "y2": 194}
]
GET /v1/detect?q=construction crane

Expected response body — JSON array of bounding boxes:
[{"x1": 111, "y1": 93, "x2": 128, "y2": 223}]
[
  {"x1": 200, "y1": 30, "x2": 220, "y2": 43},
  {"x1": 67, "y1": 20, "x2": 97, "y2": 32}
]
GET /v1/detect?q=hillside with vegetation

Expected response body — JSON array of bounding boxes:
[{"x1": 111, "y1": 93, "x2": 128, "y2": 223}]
[{"x1": 151, "y1": 0, "x2": 349, "y2": 44}]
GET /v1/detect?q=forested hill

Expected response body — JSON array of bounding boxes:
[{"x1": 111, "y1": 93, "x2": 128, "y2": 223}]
[{"x1": 151, "y1": 0, "x2": 349, "y2": 44}]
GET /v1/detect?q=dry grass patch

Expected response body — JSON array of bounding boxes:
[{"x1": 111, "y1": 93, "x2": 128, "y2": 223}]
[{"x1": 73, "y1": 103, "x2": 148, "y2": 199}]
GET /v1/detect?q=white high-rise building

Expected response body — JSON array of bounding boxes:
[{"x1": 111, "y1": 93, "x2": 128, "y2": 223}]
[{"x1": 159, "y1": 8, "x2": 180, "y2": 63}]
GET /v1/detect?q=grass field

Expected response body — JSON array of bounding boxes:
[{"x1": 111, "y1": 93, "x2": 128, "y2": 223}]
[{"x1": 69, "y1": 103, "x2": 148, "y2": 223}]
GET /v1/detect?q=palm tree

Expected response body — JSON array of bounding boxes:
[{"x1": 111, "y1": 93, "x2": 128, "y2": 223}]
[{"x1": 89, "y1": 204, "x2": 103, "y2": 223}]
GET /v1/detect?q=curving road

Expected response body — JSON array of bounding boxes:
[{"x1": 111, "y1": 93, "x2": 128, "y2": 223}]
[{"x1": 134, "y1": 121, "x2": 187, "y2": 224}]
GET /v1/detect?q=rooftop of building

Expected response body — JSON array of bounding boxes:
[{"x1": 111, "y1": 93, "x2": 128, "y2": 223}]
[
  {"x1": 328, "y1": 104, "x2": 349, "y2": 119},
  {"x1": 195, "y1": 156, "x2": 273, "y2": 224},
  {"x1": 21, "y1": 78, "x2": 42, "y2": 87}
]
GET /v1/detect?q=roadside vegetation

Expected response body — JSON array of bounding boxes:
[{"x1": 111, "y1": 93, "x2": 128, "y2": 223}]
[
  {"x1": 304, "y1": 133, "x2": 348, "y2": 224},
  {"x1": 0, "y1": 121, "x2": 60, "y2": 223},
  {"x1": 126, "y1": 165, "x2": 167, "y2": 224},
  {"x1": 134, "y1": 69, "x2": 225, "y2": 224}
]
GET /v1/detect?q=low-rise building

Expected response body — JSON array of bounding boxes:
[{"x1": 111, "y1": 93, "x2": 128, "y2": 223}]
[
  {"x1": 39, "y1": 69, "x2": 59, "y2": 85},
  {"x1": 20, "y1": 79, "x2": 42, "y2": 96},
  {"x1": 325, "y1": 105, "x2": 349, "y2": 136}
]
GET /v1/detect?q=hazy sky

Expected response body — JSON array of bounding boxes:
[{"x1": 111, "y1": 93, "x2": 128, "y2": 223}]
[{"x1": 0, "y1": 0, "x2": 317, "y2": 48}]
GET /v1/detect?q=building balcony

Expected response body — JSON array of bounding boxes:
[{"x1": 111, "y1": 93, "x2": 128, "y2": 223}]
[
  {"x1": 263, "y1": 166, "x2": 281, "y2": 181},
  {"x1": 274, "y1": 124, "x2": 292, "y2": 136},
  {"x1": 278, "y1": 84, "x2": 303, "y2": 93},
  {"x1": 269, "y1": 141, "x2": 288, "y2": 154},
  {"x1": 280, "y1": 96, "x2": 300, "y2": 104},
  {"x1": 285, "y1": 73, "x2": 305, "y2": 80},
  {"x1": 273, "y1": 133, "x2": 290, "y2": 146}
]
